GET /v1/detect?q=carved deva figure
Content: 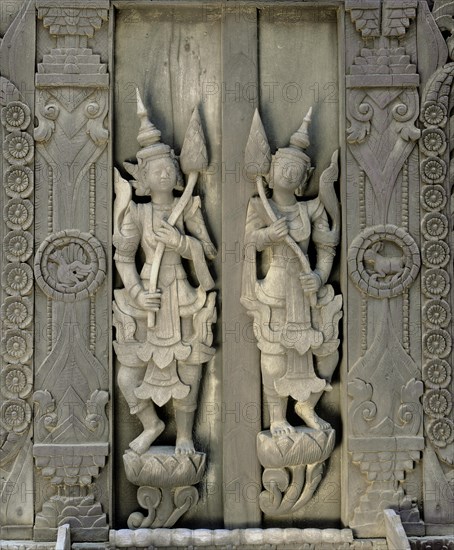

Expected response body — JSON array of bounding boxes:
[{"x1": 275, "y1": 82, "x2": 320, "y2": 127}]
[
  {"x1": 241, "y1": 109, "x2": 342, "y2": 436},
  {"x1": 113, "y1": 91, "x2": 216, "y2": 456}
]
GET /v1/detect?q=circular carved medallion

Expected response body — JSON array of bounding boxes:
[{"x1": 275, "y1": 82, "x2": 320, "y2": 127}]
[
  {"x1": 34, "y1": 230, "x2": 106, "y2": 302},
  {"x1": 348, "y1": 224, "x2": 420, "y2": 298}
]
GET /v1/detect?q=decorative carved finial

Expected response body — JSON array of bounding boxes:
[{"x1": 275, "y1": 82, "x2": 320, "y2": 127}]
[
  {"x1": 290, "y1": 106, "x2": 312, "y2": 151},
  {"x1": 180, "y1": 107, "x2": 208, "y2": 174},
  {"x1": 245, "y1": 108, "x2": 271, "y2": 180},
  {"x1": 135, "y1": 88, "x2": 161, "y2": 149}
]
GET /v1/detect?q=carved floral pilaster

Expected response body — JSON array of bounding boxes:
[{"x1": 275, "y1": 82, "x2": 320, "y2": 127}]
[
  {"x1": 345, "y1": 0, "x2": 424, "y2": 537},
  {"x1": 32, "y1": 0, "x2": 110, "y2": 542}
]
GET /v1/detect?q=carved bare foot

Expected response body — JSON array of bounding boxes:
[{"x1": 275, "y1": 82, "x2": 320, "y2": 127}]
[
  {"x1": 175, "y1": 438, "x2": 196, "y2": 455},
  {"x1": 129, "y1": 420, "x2": 165, "y2": 454},
  {"x1": 295, "y1": 402, "x2": 331, "y2": 430},
  {"x1": 270, "y1": 420, "x2": 296, "y2": 436}
]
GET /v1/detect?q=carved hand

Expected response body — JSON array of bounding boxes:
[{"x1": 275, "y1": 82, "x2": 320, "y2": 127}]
[
  {"x1": 267, "y1": 217, "x2": 288, "y2": 242},
  {"x1": 136, "y1": 289, "x2": 162, "y2": 311},
  {"x1": 299, "y1": 271, "x2": 321, "y2": 293},
  {"x1": 155, "y1": 219, "x2": 181, "y2": 250}
]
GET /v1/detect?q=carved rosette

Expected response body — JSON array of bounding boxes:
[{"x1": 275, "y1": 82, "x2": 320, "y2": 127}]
[
  {"x1": 0, "y1": 83, "x2": 34, "y2": 480},
  {"x1": 419, "y1": 64, "x2": 454, "y2": 503}
]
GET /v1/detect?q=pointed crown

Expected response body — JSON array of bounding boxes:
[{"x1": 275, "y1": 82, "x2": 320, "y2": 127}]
[
  {"x1": 275, "y1": 107, "x2": 312, "y2": 165},
  {"x1": 135, "y1": 88, "x2": 171, "y2": 162}
]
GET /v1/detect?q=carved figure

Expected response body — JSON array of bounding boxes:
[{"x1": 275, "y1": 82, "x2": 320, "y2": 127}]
[
  {"x1": 363, "y1": 242, "x2": 405, "y2": 280},
  {"x1": 113, "y1": 91, "x2": 216, "y2": 457},
  {"x1": 241, "y1": 109, "x2": 342, "y2": 435}
]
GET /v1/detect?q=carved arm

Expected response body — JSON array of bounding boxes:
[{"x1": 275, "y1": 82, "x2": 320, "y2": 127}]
[{"x1": 313, "y1": 211, "x2": 337, "y2": 285}]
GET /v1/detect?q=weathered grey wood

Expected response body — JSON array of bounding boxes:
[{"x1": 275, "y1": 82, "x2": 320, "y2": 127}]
[
  {"x1": 257, "y1": 6, "x2": 343, "y2": 528},
  {"x1": 221, "y1": 6, "x2": 262, "y2": 528},
  {"x1": 3, "y1": 0, "x2": 454, "y2": 543},
  {"x1": 112, "y1": 91, "x2": 216, "y2": 529},
  {"x1": 109, "y1": 526, "x2": 354, "y2": 547},
  {"x1": 113, "y1": 5, "x2": 224, "y2": 528},
  {"x1": 55, "y1": 524, "x2": 71, "y2": 550},
  {"x1": 384, "y1": 510, "x2": 410, "y2": 550}
]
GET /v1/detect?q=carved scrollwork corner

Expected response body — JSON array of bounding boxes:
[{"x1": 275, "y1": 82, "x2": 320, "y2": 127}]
[
  {"x1": 34, "y1": 94, "x2": 60, "y2": 144},
  {"x1": 33, "y1": 390, "x2": 58, "y2": 440},
  {"x1": 85, "y1": 389, "x2": 109, "y2": 440},
  {"x1": 346, "y1": 91, "x2": 374, "y2": 145}
]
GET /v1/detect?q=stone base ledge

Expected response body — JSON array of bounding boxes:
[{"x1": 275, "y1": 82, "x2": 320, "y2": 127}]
[
  {"x1": 0, "y1": 535, "x2": 398, "y2": 550},
  {"x1": 109, "y1": 527, "x2": 354, "y2": 548}
]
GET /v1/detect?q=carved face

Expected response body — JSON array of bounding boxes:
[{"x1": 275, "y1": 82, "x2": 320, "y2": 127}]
[
  {"x1": 136, "y1": 156, "x2": 177, "y2": 195},
  {"x1": 271, "y1": 156, "x2": 308, "y2": 193}
]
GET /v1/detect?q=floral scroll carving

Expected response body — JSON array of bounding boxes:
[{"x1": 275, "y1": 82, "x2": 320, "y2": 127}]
[
  {"x1": 419, "y1": 64, "x2": 454, "y2": 468},
  {"x1": 0, "y1": 70, "x2": 35, "y2": 537},
  {"x1": 345, "y1": 0, "x2": 425, "y2": 538},
  {"x1": 348, "y1": 304, "x2": 424, "y2": 536}
]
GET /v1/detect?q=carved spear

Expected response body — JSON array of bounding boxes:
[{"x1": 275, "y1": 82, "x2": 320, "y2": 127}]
[
  {"x1": 147, "y1": 107, "x2": 208, "y2": 329},
  {"x1": 244, "y1": 109, "x2": 316, "y2": 307}
]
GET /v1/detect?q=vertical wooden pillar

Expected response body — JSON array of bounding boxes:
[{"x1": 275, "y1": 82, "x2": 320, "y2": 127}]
[
  {"x1": 221, "y1": 6, "x2": 262, "y2": 528},
  {"x1": 32, "y1": 0, "x2": 111, "y2": 541},
  {"x1": 343, "y1": 0, "x2": 424, "y2": 537}
]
